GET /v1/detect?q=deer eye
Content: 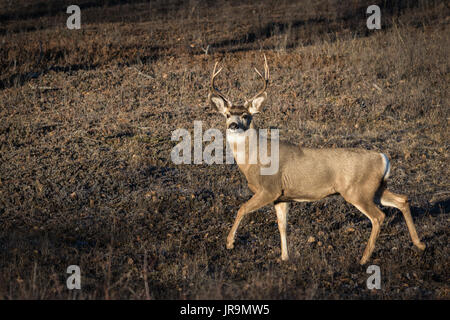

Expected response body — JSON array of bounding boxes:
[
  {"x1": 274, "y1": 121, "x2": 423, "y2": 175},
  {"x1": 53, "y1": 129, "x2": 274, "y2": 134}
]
[
  {"x1": 226, "y1": 114, "x2": 230, "y2": 119},
  {"x1": 242, "y1": 114, "x2": 249, "y2": 120}
]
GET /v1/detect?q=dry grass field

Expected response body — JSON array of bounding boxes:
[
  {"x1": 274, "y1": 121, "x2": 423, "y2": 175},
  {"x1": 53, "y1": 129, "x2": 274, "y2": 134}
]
[{"x1": 0, "y1": 0, "x2": 448, "y2": 299}]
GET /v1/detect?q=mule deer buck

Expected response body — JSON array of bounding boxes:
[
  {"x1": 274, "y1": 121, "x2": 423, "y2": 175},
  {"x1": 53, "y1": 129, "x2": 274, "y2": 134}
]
[{"x1": 208, "y1": 55, "x2": 425, "y2": 264}]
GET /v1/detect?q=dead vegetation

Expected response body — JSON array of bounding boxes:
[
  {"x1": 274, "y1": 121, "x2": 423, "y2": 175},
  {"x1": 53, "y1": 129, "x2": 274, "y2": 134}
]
[{"x1": 0, "y1": 0, "x2": 448, "y2": 299}]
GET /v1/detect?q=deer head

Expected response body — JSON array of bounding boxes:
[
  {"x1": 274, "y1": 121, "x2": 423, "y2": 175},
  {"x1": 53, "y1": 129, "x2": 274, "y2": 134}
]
[{"x1": 208, "y1": 55, "x2": 269, "y2": 133}]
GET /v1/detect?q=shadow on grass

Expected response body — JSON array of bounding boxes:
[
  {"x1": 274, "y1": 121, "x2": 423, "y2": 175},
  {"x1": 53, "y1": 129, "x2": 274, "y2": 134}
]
[{"x1": 0, "y1": 63, "x2": 98, "y2": 90}]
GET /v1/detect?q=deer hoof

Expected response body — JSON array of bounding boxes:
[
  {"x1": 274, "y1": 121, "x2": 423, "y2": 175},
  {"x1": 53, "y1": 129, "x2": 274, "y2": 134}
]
[
  {"x1": 359, "y1": 257, "x2": 368, "y2": 265},
  {"x1": 415, "y1": 242, "x2": 426, "y2": 251}
]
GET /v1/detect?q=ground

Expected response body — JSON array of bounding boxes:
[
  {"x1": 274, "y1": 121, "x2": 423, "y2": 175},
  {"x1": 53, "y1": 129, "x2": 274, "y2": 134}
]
[{"x1": 0, "y1": 0, "x2": 448, "y2": 299}]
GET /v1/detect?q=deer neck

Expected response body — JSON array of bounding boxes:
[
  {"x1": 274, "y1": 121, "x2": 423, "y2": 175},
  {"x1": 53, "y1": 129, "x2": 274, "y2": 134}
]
[{"x1": 226, "y1": 125, "x2": 260, "y2": 171}]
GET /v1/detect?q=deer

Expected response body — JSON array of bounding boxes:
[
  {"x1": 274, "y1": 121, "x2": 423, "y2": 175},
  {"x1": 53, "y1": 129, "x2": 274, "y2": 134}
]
[{"x1": 207, "y1": 55, "x2": 426, "y2": 265}]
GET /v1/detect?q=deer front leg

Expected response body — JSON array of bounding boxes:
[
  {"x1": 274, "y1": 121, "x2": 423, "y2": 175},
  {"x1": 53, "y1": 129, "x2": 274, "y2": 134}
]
[
  {"x1": 227, "y1": 191, "x2": 280, "y2": 250},
  {"x1": 274, "y1": 202, "x2": 290, "y2": 261}
]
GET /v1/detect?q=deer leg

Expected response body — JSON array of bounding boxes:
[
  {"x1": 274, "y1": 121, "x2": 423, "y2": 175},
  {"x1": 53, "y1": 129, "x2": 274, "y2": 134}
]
[
  {"x1": 379, "y1": 189, "x2": 425, "y2": 250},
  {"x1": 274, "y1": 202, "x2": 290, "y2": 261},
  {"x1": 227, "y1": 191, "x2": 279, "y2": 250},
  {"x1": 345, "y1": 196, "x2": 386, "y2": 265}
]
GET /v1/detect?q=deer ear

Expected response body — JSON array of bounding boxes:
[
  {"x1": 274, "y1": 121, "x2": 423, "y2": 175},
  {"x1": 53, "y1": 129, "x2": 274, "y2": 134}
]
[
  {"x1": 208, "y1": 93, "x2": 228, "y2": 114},
  {"x1": 246, "y1": 92, "x2": 267, "y2": 115},
  {"x1": 208, "y1": 93, "x2": 229, "y2": 115}
]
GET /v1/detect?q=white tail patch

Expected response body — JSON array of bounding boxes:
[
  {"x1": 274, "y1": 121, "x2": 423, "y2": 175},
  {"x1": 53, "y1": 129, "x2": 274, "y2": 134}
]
[{"x1": 380, "y1": 153, "x2": 391, "y2": 181}]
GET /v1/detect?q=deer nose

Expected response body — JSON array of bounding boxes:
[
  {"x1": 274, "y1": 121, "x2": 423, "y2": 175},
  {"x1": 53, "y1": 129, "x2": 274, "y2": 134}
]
[{"x1": 228, "y1": 123, "x2": 239, "y2": 130}]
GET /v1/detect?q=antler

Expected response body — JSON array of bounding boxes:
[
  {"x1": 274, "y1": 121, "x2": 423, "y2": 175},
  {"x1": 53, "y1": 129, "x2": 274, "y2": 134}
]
[
  {"x1": 248, "y1": 54, "x2": 269, "y2": 102},
  {"x1": 209, "y1": 62, "x2": 231, "y2": 106}
]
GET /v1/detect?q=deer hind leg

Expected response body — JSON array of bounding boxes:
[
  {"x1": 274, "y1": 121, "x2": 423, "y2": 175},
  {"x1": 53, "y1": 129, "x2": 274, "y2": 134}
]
[
  {"x1": 343, "y1": 190, "x2": 386, "y2": 265},
  {"x1": 353, "y1": 201, "x2": 385, "y2": 265},
  {"x1": 226, "y1": 191, "x2": 280, "y2": 250},
  {"x1": 274, "y1": 202, "x2": 290, "y2": 261},
  {"x1": 379, "y1": 189, "x2": 426, "y2": 250}
]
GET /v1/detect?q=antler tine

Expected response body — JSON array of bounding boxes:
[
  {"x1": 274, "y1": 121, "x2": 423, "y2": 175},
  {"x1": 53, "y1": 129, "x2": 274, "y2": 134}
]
[
  {"x1": 212, "y1": 62, "x2": 223, "y2": 80},
  {"x1": 254, "y1": 67, "x2": 263, "y2": 79},
  {"x1": 264, "y1": 54, "x2": 269, "y2": 80},
  {"x1": 210, "y1": 61, "x2": 231, "y2": 105},
  {"x1": 211, "y1": 62, "x2": 220, "y2": 87},
  {"x1": 249, "y1": 54, "x2": 269, "y2": 101}
]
